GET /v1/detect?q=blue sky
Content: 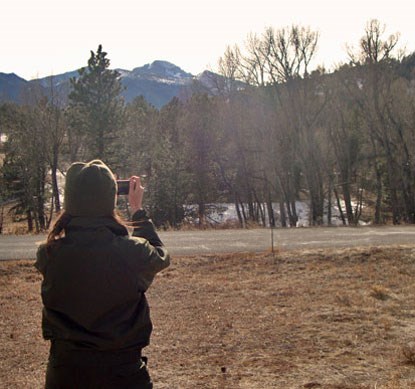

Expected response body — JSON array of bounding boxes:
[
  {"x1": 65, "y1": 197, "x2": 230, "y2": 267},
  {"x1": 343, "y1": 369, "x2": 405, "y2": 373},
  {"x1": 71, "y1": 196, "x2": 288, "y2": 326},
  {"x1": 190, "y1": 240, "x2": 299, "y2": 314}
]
[{"x1": 1, "y1": 0, "x2": 414, "y2": 80}]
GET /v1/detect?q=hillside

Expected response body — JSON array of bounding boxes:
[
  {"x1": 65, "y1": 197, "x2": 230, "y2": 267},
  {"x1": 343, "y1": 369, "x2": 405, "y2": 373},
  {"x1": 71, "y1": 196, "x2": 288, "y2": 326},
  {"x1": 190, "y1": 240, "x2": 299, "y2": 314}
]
[{"x1": 0, "y1": 73, "x2": 28, "y2": 104}]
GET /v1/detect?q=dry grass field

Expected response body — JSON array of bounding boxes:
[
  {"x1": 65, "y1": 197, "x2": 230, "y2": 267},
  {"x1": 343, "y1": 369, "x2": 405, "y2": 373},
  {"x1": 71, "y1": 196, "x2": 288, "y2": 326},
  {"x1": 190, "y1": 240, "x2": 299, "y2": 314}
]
[{"x1": 2, "y1": 245, "x2": 415, "y2": 388}]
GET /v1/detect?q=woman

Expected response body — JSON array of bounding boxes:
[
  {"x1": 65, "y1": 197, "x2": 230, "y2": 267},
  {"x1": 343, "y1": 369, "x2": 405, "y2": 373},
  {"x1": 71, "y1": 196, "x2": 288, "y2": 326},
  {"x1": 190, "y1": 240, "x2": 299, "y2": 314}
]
[{"x1": 35, "y1": 160, "x2": 170, "y2": 389}]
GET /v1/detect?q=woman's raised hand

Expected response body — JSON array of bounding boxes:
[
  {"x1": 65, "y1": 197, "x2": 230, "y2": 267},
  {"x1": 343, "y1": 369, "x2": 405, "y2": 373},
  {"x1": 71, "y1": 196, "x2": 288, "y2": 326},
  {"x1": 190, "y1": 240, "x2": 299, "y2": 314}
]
[{"x1": 128, "y1": 176, "x2": 145, "y2": 215}]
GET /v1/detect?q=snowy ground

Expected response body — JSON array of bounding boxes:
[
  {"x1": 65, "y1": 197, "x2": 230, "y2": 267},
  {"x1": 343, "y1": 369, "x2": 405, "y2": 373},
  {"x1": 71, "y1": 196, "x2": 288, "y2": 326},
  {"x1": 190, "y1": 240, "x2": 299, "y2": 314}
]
[{"x1": 183, "y1": 201, "x2": 355, "y2": 227}]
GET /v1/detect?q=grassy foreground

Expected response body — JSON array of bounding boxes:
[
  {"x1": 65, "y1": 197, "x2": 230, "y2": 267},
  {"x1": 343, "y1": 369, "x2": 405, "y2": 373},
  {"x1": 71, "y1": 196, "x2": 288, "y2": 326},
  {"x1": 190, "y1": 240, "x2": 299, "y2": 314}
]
[{"x1": 1, "y1": 246, "x2": 415, "y2": 388}]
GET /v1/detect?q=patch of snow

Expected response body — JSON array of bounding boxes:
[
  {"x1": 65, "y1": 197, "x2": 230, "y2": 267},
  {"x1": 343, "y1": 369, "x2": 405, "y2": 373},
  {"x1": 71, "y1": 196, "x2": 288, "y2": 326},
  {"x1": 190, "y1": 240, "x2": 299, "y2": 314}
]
[
  {"x1": 117, "y1": 69, "x2": 131, "y2": 78},
  {"x1": 150, "y1": 76, "x2": 190, "y2": 85},
  {"x1": 183, "y1": 201, "x2": 367, "y2": 227}
]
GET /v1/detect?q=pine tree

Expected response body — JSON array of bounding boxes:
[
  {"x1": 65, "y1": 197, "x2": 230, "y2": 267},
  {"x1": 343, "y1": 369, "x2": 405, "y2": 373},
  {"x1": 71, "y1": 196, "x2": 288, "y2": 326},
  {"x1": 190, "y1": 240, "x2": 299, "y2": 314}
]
[
  {"x1": 0, "y1": 103, "x2": 49, "y2": 232},
  {"x1": 68, "y1": 45, "x2": 125, "y2": 161}
]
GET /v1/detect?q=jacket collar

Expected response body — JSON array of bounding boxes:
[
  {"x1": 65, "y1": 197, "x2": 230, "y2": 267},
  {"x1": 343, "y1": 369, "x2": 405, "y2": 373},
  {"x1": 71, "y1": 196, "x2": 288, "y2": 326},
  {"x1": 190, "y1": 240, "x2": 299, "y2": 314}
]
[{"x1": 66, "y1": 216, "x2": 129, "y2": 236}]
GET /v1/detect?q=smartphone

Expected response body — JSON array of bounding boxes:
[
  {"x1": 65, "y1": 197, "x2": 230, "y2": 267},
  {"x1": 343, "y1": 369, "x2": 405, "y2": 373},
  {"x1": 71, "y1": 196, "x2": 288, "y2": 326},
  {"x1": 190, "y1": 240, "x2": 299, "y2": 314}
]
[{"x1": 117, "y1": 180, "x2": 130, "y2": 195}]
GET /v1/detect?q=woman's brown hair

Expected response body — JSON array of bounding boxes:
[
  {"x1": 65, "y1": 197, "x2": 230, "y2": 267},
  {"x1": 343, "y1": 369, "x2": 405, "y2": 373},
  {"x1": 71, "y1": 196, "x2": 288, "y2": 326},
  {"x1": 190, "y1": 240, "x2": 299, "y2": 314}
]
[
  {"x1": 46, "y1": 210, "x2": 129, "y2": 253},
  {"x1": 46, "y1": 212, "x2": 73, "y2": 248}
]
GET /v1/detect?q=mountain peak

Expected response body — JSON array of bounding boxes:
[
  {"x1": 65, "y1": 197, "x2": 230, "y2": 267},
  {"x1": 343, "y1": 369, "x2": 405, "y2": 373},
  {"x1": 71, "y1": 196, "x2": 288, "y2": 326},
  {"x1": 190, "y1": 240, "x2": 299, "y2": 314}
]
[
  {"x1": 0, "y1": 72, "x2": 27, "y2": 83},
  {"x1": 148, "y1": 60, "x2": 179, "y2": 70},
  {"x1": 146, "y1": 60, "x2": 187, "y2": 72},
  {"x1": 0, "y1": 72, "x2": 29, "y2": 104},
  {"x1": 130, "y1": 60, "x2": 193, "y2": 81}
]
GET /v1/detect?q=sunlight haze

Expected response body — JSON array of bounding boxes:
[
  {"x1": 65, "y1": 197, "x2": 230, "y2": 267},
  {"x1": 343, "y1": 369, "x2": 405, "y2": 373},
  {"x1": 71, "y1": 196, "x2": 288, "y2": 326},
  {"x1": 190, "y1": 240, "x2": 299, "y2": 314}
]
[{"x1": 1, "y1": 0, "x2": 414, "y2": 80}]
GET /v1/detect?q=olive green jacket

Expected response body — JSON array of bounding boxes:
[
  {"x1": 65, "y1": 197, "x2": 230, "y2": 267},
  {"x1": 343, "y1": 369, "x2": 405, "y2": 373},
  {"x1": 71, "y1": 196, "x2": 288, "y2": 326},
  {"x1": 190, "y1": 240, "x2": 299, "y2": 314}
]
[{"x1": 35, "y1": 210, "x2": 170, "y2": 353}]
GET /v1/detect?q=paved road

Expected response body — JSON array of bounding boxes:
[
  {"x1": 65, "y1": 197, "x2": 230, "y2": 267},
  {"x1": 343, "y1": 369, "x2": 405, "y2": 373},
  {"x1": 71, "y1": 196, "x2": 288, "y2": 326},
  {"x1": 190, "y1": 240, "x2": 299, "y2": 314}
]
[{"x1": 1, "y1": 225, "x2": 415, "y2": 260}]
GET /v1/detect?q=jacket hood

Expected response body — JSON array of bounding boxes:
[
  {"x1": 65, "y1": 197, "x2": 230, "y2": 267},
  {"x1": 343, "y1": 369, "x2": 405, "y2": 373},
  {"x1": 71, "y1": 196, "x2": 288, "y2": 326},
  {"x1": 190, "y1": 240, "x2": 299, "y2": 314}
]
[{"x1": 64, "y1": 160, "x2": 117, "y2": 217}]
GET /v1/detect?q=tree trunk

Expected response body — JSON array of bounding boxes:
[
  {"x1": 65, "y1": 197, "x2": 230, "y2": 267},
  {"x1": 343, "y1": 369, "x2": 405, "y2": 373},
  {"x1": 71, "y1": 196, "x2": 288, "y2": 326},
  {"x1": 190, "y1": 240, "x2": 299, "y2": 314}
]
[
  {"x1": 327, "y1": 174, "x2": 332, "y2": 226},
  {"x1": 333, "y1": 185, "x2": 346, "y2": 225},
  {"x1": 0, "y1": 205, "x2": 4, "y2": 234},
  {"x1": 266, "y1": 195, "x2": 275, "y2": 228},
  {"x1": 27, "y1": 210, "x2": 33, "y2": 232},
  {"x1": 198, "y1": 202, "x2": 206, "y2": 227},
  {"x1": 342, "y1": 179, "x2": 355, "y2": 225},
  {"x1": 279, "y1": 201, "x2": 287, "y2": 227},
  {"x1": 234, "y1": 196, "x2": 244, "y2": 228},
  {"x1": 374, "y1": 162, "x2": 383, "y2": 224},
  {"x1": 51, "y1": 151, "x2": 61, "y2": 213}
]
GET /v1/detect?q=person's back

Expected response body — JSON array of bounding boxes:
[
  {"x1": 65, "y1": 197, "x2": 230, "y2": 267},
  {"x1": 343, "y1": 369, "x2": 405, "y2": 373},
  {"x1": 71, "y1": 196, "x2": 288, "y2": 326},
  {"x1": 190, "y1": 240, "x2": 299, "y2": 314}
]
[{"x1": 35, "y1": 160, "x2": 170, "y2": 389}]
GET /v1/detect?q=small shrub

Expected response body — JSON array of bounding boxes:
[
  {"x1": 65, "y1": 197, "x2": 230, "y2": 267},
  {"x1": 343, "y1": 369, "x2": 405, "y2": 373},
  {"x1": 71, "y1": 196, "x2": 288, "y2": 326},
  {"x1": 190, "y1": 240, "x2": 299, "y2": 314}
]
[
  {"x1": 370, "y1": 285, "x2": 390, "y2": 301},
  {"x1": 402, "y1": 341, "x2": 415, "y2": 364}
]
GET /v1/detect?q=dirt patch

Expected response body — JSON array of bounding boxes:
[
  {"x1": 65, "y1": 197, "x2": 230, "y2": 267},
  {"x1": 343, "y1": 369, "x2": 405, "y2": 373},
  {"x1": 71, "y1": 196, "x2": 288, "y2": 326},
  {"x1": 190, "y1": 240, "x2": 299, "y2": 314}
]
[{"x1": 2, "y1": 246, "x2": 415, "y2": 388}]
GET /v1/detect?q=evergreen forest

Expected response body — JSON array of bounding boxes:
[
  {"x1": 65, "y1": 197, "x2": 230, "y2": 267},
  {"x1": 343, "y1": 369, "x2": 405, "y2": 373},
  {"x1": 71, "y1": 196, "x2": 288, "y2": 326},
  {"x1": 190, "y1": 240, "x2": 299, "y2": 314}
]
[{"x1": 1, "y1": 20, "x2": 415, "y2": 232}]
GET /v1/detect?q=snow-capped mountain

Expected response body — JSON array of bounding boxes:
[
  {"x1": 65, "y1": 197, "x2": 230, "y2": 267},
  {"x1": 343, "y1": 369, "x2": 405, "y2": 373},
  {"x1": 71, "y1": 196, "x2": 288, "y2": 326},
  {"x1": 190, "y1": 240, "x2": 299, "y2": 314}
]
[
  {"x1": 118, "y1": 60, "x2": 195, "y2": 107},
  {"x1": 0, "y1": 61, "x2": 223, "y2": 108},
  {"x1": 127, "y1": 60, "x2": 193, "y2": 85}
]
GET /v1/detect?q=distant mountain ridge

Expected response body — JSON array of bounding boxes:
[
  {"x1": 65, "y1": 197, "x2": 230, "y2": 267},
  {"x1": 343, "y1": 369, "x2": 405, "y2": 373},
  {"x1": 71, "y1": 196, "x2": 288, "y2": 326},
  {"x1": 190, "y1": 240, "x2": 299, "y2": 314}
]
[
  {"x1": 0, "y1": 73, "x2": 29, "y2": 104},
  {"x1": 0, "y1": 61, "x2": 226, "y2": 108}
]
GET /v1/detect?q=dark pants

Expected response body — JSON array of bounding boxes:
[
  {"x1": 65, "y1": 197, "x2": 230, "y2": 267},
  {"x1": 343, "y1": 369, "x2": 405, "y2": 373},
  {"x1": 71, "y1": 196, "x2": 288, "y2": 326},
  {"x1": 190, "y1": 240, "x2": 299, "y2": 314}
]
[
  {"x1": 45, "y1": 357, "x2": 153, "y2": 389},
  {"x1": 44, "y1": 341, "x2": 153, "y2": 388}
]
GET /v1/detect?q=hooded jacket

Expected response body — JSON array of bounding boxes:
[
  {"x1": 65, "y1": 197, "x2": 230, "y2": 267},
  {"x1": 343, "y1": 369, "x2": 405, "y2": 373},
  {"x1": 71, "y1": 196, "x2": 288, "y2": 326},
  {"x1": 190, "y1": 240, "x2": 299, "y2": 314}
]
[{"x1": 35, "y1": 210, "x2": 170, "y2": 357}]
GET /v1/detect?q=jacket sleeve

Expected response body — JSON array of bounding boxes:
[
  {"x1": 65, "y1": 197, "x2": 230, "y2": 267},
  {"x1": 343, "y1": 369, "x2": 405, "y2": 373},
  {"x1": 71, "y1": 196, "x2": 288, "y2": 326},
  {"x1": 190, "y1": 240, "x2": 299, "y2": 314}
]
[
  {"x1": 34, "y1": 243, "x2": 48, "y2": 275},
  {"x1": 131, "y1": 209, "x2": 163, "y2": 247},
  {"x1": 129, "y1": 209, "x2": 170, "y2": 290}
]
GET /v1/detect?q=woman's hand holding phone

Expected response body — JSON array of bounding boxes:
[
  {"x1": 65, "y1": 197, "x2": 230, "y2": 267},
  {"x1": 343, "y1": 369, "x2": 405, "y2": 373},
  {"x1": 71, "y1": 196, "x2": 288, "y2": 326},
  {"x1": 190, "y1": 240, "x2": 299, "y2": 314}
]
[{"x1": 128, "y1": 176, "x2": 144, "y2": 215}]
